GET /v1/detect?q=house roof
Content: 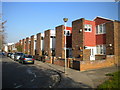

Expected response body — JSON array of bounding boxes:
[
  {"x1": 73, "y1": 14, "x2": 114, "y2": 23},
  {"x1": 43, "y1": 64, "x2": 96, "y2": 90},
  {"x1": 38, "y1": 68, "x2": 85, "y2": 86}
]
[{"x1": 93, "y1": 16, "x2": 114, "y2": 21}]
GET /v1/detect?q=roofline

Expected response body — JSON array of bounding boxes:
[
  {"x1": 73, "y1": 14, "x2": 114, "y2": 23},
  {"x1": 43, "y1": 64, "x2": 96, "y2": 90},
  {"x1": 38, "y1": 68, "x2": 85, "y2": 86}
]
[{"x1": 93, "y1": 16, "x2": 114, "y2": 21}]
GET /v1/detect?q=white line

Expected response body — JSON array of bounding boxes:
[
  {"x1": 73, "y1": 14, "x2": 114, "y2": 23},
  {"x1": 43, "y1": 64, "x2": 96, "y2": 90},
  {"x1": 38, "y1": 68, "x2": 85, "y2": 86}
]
[
  {"x1": 27, "y1": 68, "x2": 37, "y2": 79},
  {"x1": 14, "y1": 85, "x2": 22, "y2": 88},
  {"x1": 31, "y1": 79, "x2": 34, "y2": 82},
  {"x1": 33, "y1": 73, "x2": 37, "y2": 78}
]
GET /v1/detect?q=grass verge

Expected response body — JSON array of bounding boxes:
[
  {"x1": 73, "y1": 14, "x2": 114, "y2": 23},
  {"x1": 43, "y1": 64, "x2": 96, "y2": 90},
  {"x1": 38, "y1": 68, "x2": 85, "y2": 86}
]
[{"x1": 97, "y1": 70, "x2": 120, "y2": 89}]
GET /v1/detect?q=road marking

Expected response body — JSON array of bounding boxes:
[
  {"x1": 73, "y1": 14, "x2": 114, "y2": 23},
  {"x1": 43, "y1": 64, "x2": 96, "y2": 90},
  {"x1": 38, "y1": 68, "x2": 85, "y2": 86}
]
[
  {"x1": 27, "y1": 68, "x2": 37, "y2": 82},
  {"x1": 14, "y1": 85, "x2": 22, "y2": 88},
  {"x1": 31, "y1": 79, "x2": 34, "y2": 82},
  {"x1": 33, "y1": 73, "x2": 37, "y2": 78}
]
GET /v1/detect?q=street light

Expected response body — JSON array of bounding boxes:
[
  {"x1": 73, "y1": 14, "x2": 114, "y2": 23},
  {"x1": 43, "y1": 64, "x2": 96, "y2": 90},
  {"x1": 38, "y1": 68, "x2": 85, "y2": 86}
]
[{"x1": 63, "y1": 18, "x2": 68, "y2": 74}]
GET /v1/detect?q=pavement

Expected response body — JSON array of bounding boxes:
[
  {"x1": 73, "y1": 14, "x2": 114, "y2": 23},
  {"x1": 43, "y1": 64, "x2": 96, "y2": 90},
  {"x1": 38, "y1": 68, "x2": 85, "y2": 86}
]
[{"x1": 35, "y1": 60, "x2": 119, "y2": 88}]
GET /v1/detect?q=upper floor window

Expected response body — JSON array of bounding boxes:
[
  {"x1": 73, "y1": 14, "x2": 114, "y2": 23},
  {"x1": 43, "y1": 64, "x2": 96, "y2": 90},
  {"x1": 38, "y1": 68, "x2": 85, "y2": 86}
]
[
  {"x1": 96, "y1": 24, "x2": 106, "y2": 34},
  {"x1": 84, "y1": 24, "x2": 92, "y2": 32},
  {"x1": 41, "y1": 37, "x2": 44, "y2": 40},
  {"x1": 64, "y1": 30, "x2": 71, "y2": 36},
  {"x1": 50, "y1": 36, "x2": 56, "y2": 38}
]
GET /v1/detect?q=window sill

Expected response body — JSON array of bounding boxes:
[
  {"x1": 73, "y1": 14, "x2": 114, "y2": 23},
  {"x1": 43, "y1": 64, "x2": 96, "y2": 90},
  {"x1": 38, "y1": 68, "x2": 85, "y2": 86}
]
[
  {"x1": 84, "y1": 31, "x2": 92, "y2": 32},
  {"x1": 96, "y1": 33, "x2": 106, "y2": 35},
  {"x1": 95, "y1": 54, "x2": 106, "y2": 56}
]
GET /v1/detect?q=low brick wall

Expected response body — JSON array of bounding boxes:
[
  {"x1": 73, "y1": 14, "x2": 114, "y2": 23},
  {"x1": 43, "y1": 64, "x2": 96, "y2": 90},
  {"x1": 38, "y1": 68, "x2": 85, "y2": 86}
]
[
  {"x1": 83, "y1": 49, "x2": 90, "y2": 61},
  {"x1": 45, "y1": 56, "x2": 52, "y2": 63},
  {"x1": 80, "y1": 55, "x2": 115, "y2": 71},
  {"x1": 42, "y1": 55, "x2": 116, "y2": 71},
  {"x1": 54, "y1": 59, "x2": 65, "y2": 67},
  {"x1": 45, "y1": 59, "x2": 51, "y2": 63}
]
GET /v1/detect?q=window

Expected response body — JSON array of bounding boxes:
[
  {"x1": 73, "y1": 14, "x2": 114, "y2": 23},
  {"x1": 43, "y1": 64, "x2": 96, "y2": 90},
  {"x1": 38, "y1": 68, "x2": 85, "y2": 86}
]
[
  {"x1": 96, "y1": 24, "x2": 106, "y2": 34},
  {"x1": 100, "y1": 45, "x2": 103, "y2": 54},
  {"x1": 41, "y1": 37, "x2": 43, "y2": 40},
  {"x1": 99, "y1": 25, "x2": 103, "y2": 33},
  {"x1": 103, "y1": 24, "x2": 106, "y2": 33},
  {"x1": 50, "y1": 36, "x2": 56, "y2": 38},
  {"x1": 85, "y1": 28, "x2": 87, "y2": 31},
  {"x1": 84, "y1": 24, "x2": 92, "y2": 32},
  {"x1": 24, "y1": 55, "x2": 33, "y2": 58},
  {"x1": 67, "y1": 31, "x2": 70, "y2": 36},
  {"x1": 64, "y1": 30, "x2": 70, "y2": 36},
  {"x1": 96, "y1": 26, "x2": 98, "y2": 34},
  {"x1": 96, "y1": 45, "x2": 106, "y2": 55}
]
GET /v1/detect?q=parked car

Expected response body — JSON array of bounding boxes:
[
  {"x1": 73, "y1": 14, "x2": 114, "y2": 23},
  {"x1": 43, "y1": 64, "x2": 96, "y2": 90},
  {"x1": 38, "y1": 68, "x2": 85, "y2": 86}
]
[
  {"x1": 19, "y1": 54, "x2": 34, "y2": 64},
  {"x1": 2, "y1": 52, "x2": 6, "y2": 56},
  {"x1": 14, "y1": 52, "x2": 24, "y2": 61},
  {"x1": 10, "y1": 53, "x2": 15, "y2": 59},
  {"x1": 7, "y1": 52, "x2": 13, "y2": 57}
]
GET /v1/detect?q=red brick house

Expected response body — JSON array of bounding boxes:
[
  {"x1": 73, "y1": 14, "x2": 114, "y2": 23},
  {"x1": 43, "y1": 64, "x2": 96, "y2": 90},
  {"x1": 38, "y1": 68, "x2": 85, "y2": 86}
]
[
  {"x1": 55, "y1": 25, "x2": 72, "y2": 58},
  {"x1": 72, "y1": 16, "x2": 118, "y2": 61}
]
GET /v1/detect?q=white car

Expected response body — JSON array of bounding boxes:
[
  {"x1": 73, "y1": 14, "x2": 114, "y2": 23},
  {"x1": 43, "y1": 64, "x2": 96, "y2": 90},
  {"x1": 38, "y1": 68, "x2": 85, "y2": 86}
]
[
  {"x1": 14, "y1": 52, "x2": 24, "y2": 61},
  {"x1": 10, "y1": 53, "x2": 15, "y2": 59}
]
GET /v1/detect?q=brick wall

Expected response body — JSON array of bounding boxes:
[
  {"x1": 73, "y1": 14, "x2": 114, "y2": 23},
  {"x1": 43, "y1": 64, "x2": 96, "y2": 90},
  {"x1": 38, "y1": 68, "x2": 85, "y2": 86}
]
[
  {"x1": 36, "y1": 33, "x2": 42, "y2": 56},
  {"x1": 114, "y1": 21, "x2": 120, "y2": 66},
  {"x1": 25, "y1": 37, "x2": 29, "y2": 54},
  {"x1": 28, "y1": 38, "x2": 31, "y2": 55},
  {"x1": 30, "y1": 35, "x2": 34, "y2": 55},
  {"x1": 45, "y1": 56, "x2": 51, "y2": 63},
  {"x1": 106, "y1": 21, "x2": 114, "y2": 55},
  {"x1": 96, "y1": 34, "x2": 106, "y2": 45},
  {"x1": 95, "y1": 55, "x2": 106, "y2": 60},
  {"x1": 55, "y1": 25, "x2": 65, "y2": 58},
  {"x1": 19, "y1": 40, "x2": 22, "y2": 45},
  {"x1": 54, "y1": 59, "x2": 65, "y2": 67},
  {"x1": 72, "y1": 18, "x2": 84, "y2": 60},
  {"x1": 80, "y1": 55, "x2": 115, "y2": 71},
  {"x1": 84, "y1": 20, "x2": 96, "y2": 46},
  {"x1": 44, "y1": 30, "x2": 51, "y2": 57},
  {"x1": 83, "y1": 49, "x2": 91, "y2": 61},
  {"x1": 22, "y1": 39, "x2": 25, "y2": 53}
]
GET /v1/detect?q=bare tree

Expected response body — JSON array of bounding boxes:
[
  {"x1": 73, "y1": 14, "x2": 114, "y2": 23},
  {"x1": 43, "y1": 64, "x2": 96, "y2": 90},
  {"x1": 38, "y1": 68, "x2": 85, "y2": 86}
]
[{"x1": 0, "y1": 13, "x2": 7, "y2": 51}]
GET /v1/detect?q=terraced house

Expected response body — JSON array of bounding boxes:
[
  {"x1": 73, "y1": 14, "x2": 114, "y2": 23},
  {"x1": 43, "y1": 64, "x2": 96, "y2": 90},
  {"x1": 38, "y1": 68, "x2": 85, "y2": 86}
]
[
  {"x1": 72, "y1": 16, "x2": 119, "y2": 61},
  {"x1": 55, "y1": 25, "x2": 72, "y2": 59},
  {"x1": 5, "y1": 16, "x2": 120, "y2": 71},
  {"x1": 36, "y1": 33, "x2": 44, "y2": 56}
]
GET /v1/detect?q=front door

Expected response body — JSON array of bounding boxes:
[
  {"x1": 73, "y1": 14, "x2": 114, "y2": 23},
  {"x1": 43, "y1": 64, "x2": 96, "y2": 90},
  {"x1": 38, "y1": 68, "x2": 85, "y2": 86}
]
[
  {"x1": 66, "y1": 49, "x2": 69, "y2": 58},
  {"x1": 90, "y1": 48, "x2": 95, "y2": 60}
]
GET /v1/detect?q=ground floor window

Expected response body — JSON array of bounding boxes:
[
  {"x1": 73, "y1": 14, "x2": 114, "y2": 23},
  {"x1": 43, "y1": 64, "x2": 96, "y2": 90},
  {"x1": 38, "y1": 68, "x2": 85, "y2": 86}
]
[{"x1": 96, "y1": 45, "x2": 106, "y2": 55}]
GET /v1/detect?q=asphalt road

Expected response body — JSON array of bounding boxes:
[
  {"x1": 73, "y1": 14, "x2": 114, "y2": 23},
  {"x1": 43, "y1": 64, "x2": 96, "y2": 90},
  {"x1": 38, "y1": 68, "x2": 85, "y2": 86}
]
[
  {"x1": 2, "y1": 55, "x2": 60, "y2": 88},
  {"x1": 1, "y1": 55, "x2": 92, "y2": 89},
  {"x1": 3, "y1": 54, "x2": 116, "y2": 89}
]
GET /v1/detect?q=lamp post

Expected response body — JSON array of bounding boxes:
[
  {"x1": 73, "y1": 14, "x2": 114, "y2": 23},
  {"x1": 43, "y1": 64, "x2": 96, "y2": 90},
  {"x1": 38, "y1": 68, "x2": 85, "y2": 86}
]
[{"x1": 63, "y1": 18, "x2": 68, "y2": 74}]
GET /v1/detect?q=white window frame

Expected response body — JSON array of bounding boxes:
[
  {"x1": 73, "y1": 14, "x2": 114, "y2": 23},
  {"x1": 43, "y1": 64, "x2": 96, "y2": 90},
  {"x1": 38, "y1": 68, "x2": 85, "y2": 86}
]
[
  {"x1": 96, "y1": 45, "x2": 106, "y2": 55},
  {"x1": 84, "y1": 24, "x2": 92, "y2": 32},
  {"x1": 64, "y1": 30, "x2": 71, "y2": 36},
  {"x1": 96, "y1": 23, "x2": 106, "y2": 34}
]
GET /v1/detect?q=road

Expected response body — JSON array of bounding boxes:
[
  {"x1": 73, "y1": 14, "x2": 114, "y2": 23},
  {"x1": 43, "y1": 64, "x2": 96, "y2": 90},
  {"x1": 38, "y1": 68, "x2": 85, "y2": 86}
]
[
  {"x1": 2, "y1": 55, "x2": 60, "y2": 88},
  {"x1": 3, "y1": 54, "x2": 117, "y2": 89},
  {"x1": 2, "y1": 55, "x2": 92, "y2": 89}
]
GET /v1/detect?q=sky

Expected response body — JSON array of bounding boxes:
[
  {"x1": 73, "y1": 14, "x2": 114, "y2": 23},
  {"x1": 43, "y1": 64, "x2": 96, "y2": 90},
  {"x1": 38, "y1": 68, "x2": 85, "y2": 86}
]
[
  {"x1": 2, "y1": 2, "x2": 119, "y2": 43},
  {"x1": 1, "y1": 0, "x2": 117, "y2": 2}
]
